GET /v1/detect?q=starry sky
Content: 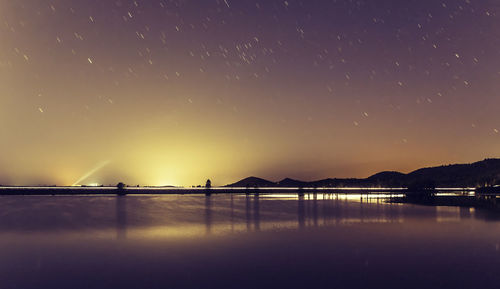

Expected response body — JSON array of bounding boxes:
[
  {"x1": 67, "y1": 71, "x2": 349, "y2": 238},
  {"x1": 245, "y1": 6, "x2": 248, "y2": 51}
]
[{"x1": 1, "y1": 0, "x2": 500, "y2": 186}]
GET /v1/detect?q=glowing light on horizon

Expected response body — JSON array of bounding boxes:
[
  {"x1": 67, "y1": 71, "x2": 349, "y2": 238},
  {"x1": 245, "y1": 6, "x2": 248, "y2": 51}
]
[
  {"x1": 71, "y1": 161, "x2": 110, "y2": 186},
  {"x1": 86, "y1": 183, "x2": 102, "y2": 187}
]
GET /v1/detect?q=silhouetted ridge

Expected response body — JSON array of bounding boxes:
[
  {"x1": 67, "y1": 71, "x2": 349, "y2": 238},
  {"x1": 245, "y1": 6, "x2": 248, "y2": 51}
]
[
  {"x1": 277, "y1": 178, "x2": 308, "y2": 187},
  {"x1": 407, "y1": 158, "x2": 500, "y2": 187},
  {"x1": 226, "y1": 159, "x2": 500, "y2": 188},
  {"x1": 225, "y1": 176, "x2": 276, "y2": 187},
  {"x1": 366, "y1": 171, "x2": 407, "y2": 187},
  {"x1": 367, "y1": 171, "x2": 406, "y2": 180}
]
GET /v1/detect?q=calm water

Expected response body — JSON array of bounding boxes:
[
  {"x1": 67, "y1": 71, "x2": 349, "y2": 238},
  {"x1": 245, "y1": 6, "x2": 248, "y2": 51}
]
[{"x1": 1, "y1": 193, "x2": 500, "y2": 289}]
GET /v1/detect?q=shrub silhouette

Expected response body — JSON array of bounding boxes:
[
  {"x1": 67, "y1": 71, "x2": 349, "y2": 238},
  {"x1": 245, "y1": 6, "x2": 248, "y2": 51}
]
[{"x1": 117, "y1": 182, "x2": 126, "y2": 190}]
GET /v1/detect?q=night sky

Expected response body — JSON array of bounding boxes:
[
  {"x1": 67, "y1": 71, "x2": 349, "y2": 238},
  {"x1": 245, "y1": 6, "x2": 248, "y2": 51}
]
[{"x1": 1, "y1": 0, "x2": 499, "y2": 186}]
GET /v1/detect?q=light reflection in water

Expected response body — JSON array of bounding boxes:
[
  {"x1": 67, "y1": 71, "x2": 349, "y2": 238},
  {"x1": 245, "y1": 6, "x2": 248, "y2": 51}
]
[
  {"x1": 2, "y1": 194, "x2": 500, "y2": 289},
  {"x1": 0, "y1": 194, "x2": 494, "y2": 240},
  {"x1": 115, "y1": 196, "x2": 127, "y2": 240},
  {"x1": 254, "y1": 194, "x2": 260, "y2": 231},
  {"x1": 205, "y1": 195, "x2": 212, "y2": 234},
  {"x1": 105, "y1": 193, "x2": 412, "y2": 239}
]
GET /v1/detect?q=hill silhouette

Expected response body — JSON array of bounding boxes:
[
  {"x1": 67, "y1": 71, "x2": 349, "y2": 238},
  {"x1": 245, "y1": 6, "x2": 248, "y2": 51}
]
[
  {"x1": 226, "y1": 176, "x2": 276, "y2": 188},
  {"x1": 276, "y1": 178, "x2": 309, "y2": 187},
  {"x1": 226, "y1": 159, "x2": 500, "y2": 188}
]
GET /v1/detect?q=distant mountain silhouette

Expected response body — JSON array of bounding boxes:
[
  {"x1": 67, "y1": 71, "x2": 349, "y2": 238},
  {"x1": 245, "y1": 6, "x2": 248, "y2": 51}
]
[
  {"x1": 405, "y1": 158, "x2": 500, "y2": 187},
  {"x1": 276, "y1": 178, "x2": 308, "y2": 187},
  {"x1": 226, "y1": 176, "x2": 276, "y2": 187},
  {"x1": 366, "y1": 171, "x2": 407, "y2": 188},
  {"x1": 226, "y1": 159, "x2": 500, "y2": 188}
]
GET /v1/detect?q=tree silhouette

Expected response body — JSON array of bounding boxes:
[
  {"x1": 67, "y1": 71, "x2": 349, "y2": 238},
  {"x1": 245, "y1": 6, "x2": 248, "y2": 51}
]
[
  {"x1": 117, "y1": 182, "x2": 126, "y2": 190},
  {"x1": 205, "y1": 179, "x2": 212, "y2": 189}
]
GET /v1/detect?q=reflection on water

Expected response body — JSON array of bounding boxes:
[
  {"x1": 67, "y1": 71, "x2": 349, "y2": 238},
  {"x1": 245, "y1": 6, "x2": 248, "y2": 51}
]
[
  {"x1": 0, "y1": 193, "x2": 497, "y2": 238},
  {"x1": 205, "y1": 195, "x2": 212, "y2": 234},
  {"x1": 246, "y1": 194, "x2": 251, "y2": 231},
  {"x1": 115, "y1": 196, "x2": 127, "y2": 240},
  {"x1": 298, "y1": 195, "x2": 305, "y2": 229},
  {"x1": 230, "y1": 194, "x2": 234, "y2": 232},
  {"x1": 1, "y1": 193, "x2": 500, "y2": 289}
]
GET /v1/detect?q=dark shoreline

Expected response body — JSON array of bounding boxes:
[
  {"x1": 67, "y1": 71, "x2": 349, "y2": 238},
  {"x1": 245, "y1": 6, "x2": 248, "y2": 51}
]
[{"x1": 0, "y1": 187, "x2": 413, "y2": 196}]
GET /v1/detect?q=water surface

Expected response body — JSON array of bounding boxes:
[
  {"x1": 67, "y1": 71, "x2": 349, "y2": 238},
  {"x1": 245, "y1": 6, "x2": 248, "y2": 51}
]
[{"x1": 1, "y1": 193, "x2": 500, "y2": 289}]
